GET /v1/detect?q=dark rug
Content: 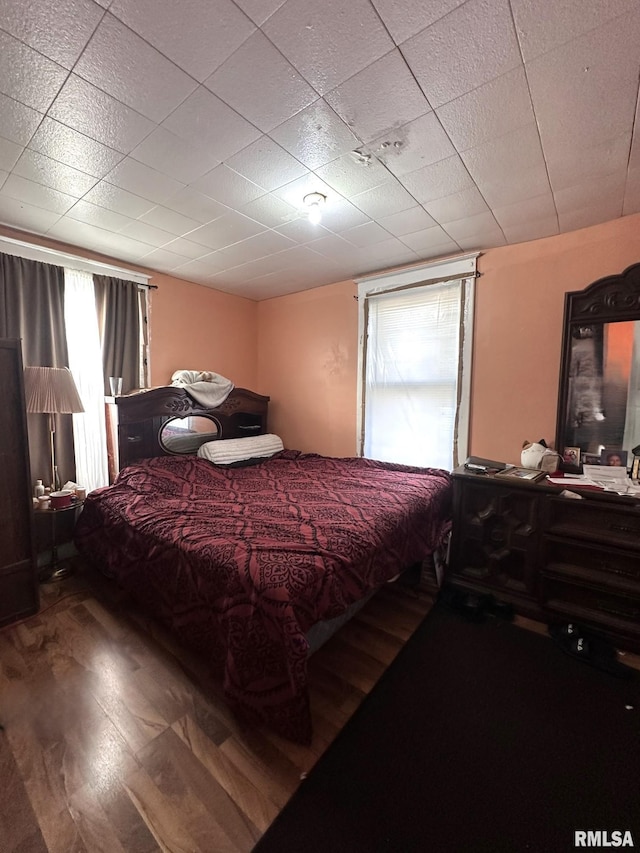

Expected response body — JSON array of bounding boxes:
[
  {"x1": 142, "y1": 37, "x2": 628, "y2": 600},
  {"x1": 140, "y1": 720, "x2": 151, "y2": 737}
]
[{"x1": 254, "y1": 602, "x2": 640, "y2": 853}]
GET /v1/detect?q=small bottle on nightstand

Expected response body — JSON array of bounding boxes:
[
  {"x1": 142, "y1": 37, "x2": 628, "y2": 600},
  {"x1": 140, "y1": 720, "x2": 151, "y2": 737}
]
[{"x1": 34, "y1": 479, "x2": 45, "y2": 498}]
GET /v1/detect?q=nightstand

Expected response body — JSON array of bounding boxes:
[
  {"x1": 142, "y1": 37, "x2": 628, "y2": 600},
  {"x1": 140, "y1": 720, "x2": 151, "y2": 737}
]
[{"x1": 36, "y1": 500, "x2": 84, "y2": 582}]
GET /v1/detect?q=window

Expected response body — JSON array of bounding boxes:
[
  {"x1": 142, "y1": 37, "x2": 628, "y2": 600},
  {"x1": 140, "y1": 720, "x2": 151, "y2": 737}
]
[{"x1": 357, "y1": 255, "x2": 477, "y2": 471}]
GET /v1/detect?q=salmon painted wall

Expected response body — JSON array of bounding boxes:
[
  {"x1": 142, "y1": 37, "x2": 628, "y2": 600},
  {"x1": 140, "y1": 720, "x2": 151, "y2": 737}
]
[
  {"x1": 473, "y1": 213, "x2": 640, "y2": 464},
  {"x1": 257, "y1": 281, "x2": 358, "y2": 456},
  {"x1": 0, "y1": 224, "x2": 258, "y2": 389},
  {"x1": 257, "y1": 213, "x2": 640, "y2": 464},
  {"x1": 148, "y1": 275, "x2": 257, "y2": 389}
]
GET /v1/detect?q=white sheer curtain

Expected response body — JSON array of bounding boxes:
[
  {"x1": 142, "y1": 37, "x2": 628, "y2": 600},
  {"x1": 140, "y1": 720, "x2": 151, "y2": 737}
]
[{"x1": 64, "y1": 268, "x2": 109, "y2": 492}]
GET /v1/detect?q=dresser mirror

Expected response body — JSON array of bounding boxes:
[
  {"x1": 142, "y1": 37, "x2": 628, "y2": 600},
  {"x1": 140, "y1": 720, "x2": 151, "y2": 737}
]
[{"x1": 555, "y1": 263, "x2": 640, "y2": 472}]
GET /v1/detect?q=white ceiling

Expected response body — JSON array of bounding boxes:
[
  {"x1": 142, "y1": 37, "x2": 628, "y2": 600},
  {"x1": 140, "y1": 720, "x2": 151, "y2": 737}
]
[{"x1": 1, "y1": 0, "x2": 639, "y2": 301}]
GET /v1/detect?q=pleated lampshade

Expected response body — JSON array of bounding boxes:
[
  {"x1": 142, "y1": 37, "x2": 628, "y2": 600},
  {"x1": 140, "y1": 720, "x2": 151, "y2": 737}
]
[{"x1": 23, "y1": 366, "x2": 84, "y2": 415}]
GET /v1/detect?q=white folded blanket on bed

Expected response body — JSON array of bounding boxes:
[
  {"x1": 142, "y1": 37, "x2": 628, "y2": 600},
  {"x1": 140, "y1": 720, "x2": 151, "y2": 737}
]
[
  {"x1": 197, "y1": 434, "x2": 284, "y2": 464},
  {"x1": 170, "y1": 369, "x2": 234, "y2": 407}
]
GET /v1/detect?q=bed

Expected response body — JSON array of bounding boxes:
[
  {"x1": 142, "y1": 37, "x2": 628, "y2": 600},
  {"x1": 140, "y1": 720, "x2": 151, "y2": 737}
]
[{"x1": 75, "y1": 386, "x2": 452, "y2": 742}]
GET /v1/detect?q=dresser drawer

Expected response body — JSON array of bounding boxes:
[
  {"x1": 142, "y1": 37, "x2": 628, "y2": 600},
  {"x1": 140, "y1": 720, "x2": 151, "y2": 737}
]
[
  {"x1": 542, "y1": 537, "x2": 640, "y2": 590},
  {"x1": 544, "y1": 497, "x2": 640, "y2": 551},
  {"x1": 540, "y1": 571, "x2": 640, "y2": 637}
]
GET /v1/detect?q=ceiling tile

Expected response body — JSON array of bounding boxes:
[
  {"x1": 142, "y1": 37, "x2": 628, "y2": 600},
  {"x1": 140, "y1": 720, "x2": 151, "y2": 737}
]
[
  {"x1": 400, "y1": 155, "x2": 474, "y2": 204},
  {"x1": 546, "y1": 133, "x2": 632, "y2": 192},
  {"x1": 239, "y1": 193, "x2": 299, "y2": 228},
  {"x1": 65, "y1": 199, "x2": 134, "y2": 231},
  {"x1": 162, "y1": 86, "x2": 261, "y2": 163},
  {"x1": 110, "y1": 0, "x2": 256, "y2": 82},
  {"x1": 0, "y1": 137, "x2": 23, "y2": 172},
  {"x1": 161, "y1": 236, "x2": 210, "y2": 259},
  {"x1": 104, "y1": 158, "x2": 185, "y2": 205},
  {"x1": 49, "y1": 75, "x2": 156, "y2": 154},
  {"x1": 559, "y1": 198, "x2": 625, "y2": 233},
  {"x1": 274, "y1": 217, "x2": 330, "y2": 244},
  {"x1": 0, "y1": 0, "x2": 105, "y2": 69},
  {"x1": 1, "y1": 173, "x2": 77, "y2": 214},
  {"x1": 425, "y1": 186, "x2": 489, "y2": 223},
  {"x1": 226, "y1": 136, "x2": 307, "y2": 191},
  {"x1": 263, "y1": 0, "x2": 393, "y2": 95},
  {"x1": 354, "y1": 238, "x2": 419, "y2": 270},
  {"x1": 376, "y1": 206, "x2": 437, "y2": 237},
  {"x1": 216, "y1": 230, "x2": 295, "y2": 266},
  {"x1": 119, "y1": 219, "x2": 177, "y2": 248},
  {"x1": 204, "y1": 30, "x2": 317, "y2": 133},
  {"x1": 191, "y1": 164, "x2": 266, "y2": 208},
  {"x1": 369, "y1": 111, "x2": 454, "y2": 177},
  {"x1": 341, "y1": 220, "x2": 393, "y2": 248},
  {"x1": 74, "y1": 13, "x2": 197, "y2": 123},
  {"x1": 511, "y1": 0, "x2": 638, "y2": 62},
  {"x1": 0, "y1": 29, "x2": 67, "y2": 112},
  {"x1": 187, "y1": 211, "x2": 267, "y2": 250},
  {"x1": 139, "y1": 205, "x2": 200, "y2": 236},
  {"x1": 527, "y1": 12, "x2": 640, "y2": 157},
  {"x1": 351, "y1": 180, "x2": 417, "y2": 218},
  {"x1": 130, "y1": 126, "x2": 220, "y2": 184},
  {"x1": 232, "y1": 0, "x2": 287, "y2": 27},
  {"x1": 475, "y1": 164, "x2": 552, "y2": 208},
  {"x1": 136, "y1": 247, "x2": 191, "y2": 272},
  {"x1": 82, "y1": 181, "x2": 157, "y2": 218},
  {"x1": 492, "y1": 193, "x2": 558, "y2": 228},
  {"x1": 13, "y1": 149, "x2": 99, "y2": 197},
  {"x1": 402, "y1": 0, "x2": 521, "y2": 108},
  {"x1": 0, "y1": 93, "x2": 43, "y2": 147},
  {"x1": 306, "y1": 233, "x2": 362, "y2": 260},
  {"x1": 161, "y1": 186, "x2": 228, "y2": 224},
  {"x1": 399, "y1": 224, "x2": 460, "y2": 253},
  {"x1": 313, "y1": 197, "x2": 370, "y2": 232},
  {"x1": 28, "y1": 118, "x2": 124, "y2": 179},
  {"x1": 441, "y1": 210, "x2": 503, "y2": 240},
  {"x1": 0, "y1": 194, "x2": 61, "y2": 232},
  {"x1": 553, "y1": 170, "x2": 627, "y2": 214},
  {"x1": 436, "y1": 67, "x2": 534, "y2": 153},
  {"x1": 501, "y1": 216, "x2": 559, "y2": 244},
  {"x1": 370, "y1": 0, "x2": 467, "y2": 45},
  {"x1": 269, "y1": 99, "x2": 360, "y2": 170},
  {"x1": 315, "y1": 152, "x2": 390, "y2": 197},
  {"x1": 325, "y1": 49, "x2": 431, "y2": 144}
]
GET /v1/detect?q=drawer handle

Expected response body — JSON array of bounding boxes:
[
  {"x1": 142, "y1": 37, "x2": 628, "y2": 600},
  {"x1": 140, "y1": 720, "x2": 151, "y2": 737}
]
[
  {"x1": 127, "y1": 435, "x2": 143, "y2": 443},
  {"x1": 238, "y1": 425, "x2": 261, "y2": 431},
  {"x1": 609, "y1": 523, "x2": 638, "y2": 535},
  {"x1": 596, "y1": 601, "x2": 640, "y2": 620},
  {"x1": 599, "y1": 563, "x2": 638, "y2": 579}
]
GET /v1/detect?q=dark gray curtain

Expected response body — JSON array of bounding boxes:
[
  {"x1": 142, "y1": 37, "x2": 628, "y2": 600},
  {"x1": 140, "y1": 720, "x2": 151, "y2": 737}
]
[
  {"x1": 0, "y1": 252, "x2": 76, "y2": 486},
  {"x1": 94, "y1": 275, "x2": 141, "y2": 395}
]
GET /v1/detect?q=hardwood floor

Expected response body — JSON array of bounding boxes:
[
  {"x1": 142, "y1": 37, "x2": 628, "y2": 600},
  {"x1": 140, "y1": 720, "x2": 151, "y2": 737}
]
[{"x1": 0, "y1": 560, "x2": 436, "y2": 853}]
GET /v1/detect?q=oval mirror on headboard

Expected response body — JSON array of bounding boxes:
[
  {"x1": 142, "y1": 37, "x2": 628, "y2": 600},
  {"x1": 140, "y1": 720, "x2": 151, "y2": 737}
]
[
  {"x1": 555, "y1": 263, "x2": 640, "y2": 471},
  {"x1": 159, "y1": 415, "x2": 220, "y2": 455}
]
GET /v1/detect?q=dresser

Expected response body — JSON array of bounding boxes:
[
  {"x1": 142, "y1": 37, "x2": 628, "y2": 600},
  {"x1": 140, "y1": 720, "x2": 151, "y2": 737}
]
[
  {"x1": 448, "y1": 467, "x2": 640, "y2": 652},
  {"x1": 0, "y1": 339, "x2": 38, "y2": 626}
]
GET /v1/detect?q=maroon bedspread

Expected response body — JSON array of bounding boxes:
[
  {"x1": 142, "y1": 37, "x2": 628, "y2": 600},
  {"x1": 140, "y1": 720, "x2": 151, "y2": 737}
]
[{"x1": 74, "y1": 451, "x2": 452, "y2": 742}]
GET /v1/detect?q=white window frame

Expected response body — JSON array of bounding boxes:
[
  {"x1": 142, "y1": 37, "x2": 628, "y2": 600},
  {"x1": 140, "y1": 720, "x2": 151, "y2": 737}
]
[{"x1": 356, "y1": 253, "x2": 478, "y2": 468}]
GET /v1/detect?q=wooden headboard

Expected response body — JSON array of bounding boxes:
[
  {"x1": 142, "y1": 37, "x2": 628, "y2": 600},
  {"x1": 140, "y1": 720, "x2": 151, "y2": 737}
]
[{"x1": 112, "y1": 386, "x2": 270, "y2": 472}]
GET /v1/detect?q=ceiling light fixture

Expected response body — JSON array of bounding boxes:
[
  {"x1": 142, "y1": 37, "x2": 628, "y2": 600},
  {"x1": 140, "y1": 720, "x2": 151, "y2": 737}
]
[{"x1": 303, "y1": 192, "x2": 326, "y2": 225}]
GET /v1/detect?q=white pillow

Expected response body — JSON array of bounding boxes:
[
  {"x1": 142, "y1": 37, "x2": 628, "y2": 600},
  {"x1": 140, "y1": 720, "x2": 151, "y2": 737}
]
[{"x1": 197, "y1": 434, "x2": 284, "y2": 465}]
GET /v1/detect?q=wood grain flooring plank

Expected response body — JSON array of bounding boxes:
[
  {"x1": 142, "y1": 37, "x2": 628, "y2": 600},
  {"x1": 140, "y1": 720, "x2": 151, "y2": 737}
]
[
  {"x1": 139, "y1": 726, "x2": 259, "y2": 851},
  {"x1": 68, "y1": 783, "x2": 129, "y2": 853},
  {"x1": 218, "y1": 732, "x2": 302, "y2": 810},
  {"x1": 123, "y1": 765, "x2": 203, "y2": 853},
  {"x1": 0, "y1": 730, "x2": 48, "y2": 853},
  {"x1": 172, "y1": 715, "x2": 280, "y2": 831},
  {"x1": 89, "y1": 778, "x2": 161, "y2": 853}
]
